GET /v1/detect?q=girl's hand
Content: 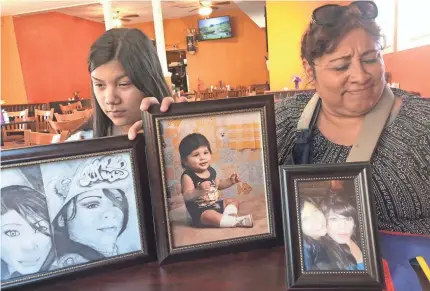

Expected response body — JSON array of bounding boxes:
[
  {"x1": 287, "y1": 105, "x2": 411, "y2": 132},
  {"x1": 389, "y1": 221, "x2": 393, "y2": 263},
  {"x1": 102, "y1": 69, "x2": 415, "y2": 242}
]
[
  {"x1": 128, "y1": 96, "x2": 188, "y2": 140},
  {"x1": 230, "y1": 173, "x2": 241, "y2": 184}
]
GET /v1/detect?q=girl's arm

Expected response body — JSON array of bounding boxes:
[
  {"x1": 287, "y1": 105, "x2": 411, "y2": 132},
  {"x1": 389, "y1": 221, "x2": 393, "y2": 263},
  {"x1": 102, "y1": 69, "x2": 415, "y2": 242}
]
[
  {"x1": 217, "y1": 173, "x2": 241, "y2": 190},
  {"x1": 181, "y1": 174, "x2": 209, "y2": 202}
]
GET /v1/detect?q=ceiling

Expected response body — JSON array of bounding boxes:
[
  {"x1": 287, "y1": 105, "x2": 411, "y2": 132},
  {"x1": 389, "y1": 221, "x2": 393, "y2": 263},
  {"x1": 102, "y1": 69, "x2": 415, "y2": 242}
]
[{"x1": 0, "y1": 1, "x2": 238, "y2": 23}]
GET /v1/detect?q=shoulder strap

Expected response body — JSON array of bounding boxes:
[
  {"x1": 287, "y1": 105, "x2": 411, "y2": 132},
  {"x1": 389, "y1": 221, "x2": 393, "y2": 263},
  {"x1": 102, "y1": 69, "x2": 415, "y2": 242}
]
[
  {"x1": 297, "y1": 84, "x2": 395, "y2": 162},
  {"x1": 346, "y1": 85, "x2": 395, "y2": 162}
]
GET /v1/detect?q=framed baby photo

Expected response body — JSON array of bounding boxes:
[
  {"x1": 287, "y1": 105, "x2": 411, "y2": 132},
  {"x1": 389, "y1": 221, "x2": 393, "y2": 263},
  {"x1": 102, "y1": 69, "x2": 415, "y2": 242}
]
[
  {"x1": 142, "y1": 95, "x2": 282, "y2": 263},
  {"x1": 280, "y1": 163, "x2": 384, "y2": 291},
  {"x1": 0, "y1": 135, "x2": 155, "y2": 289}
]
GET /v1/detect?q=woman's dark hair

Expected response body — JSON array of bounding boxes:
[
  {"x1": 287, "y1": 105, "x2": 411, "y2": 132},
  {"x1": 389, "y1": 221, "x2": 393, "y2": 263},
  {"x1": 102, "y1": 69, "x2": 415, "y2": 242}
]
[
  {"x1": 53, "y1": 188, "x2": 128, "y2": 260},
  {"x1": 320, "y1": 193, "x2": 357, "y2": 220},
  {"x1": 319, "y1": 193, "x2": 360, "y2": 270},
  {"x1": 179, "y1": 133, "x2": 212, "y2": 168},
  {"x1": 301, "y1": 4, "x2": 384, "y2": 80},
  {"x1": 1, "y1": 185, "x2": 56, "y2": 278},
  {"x1": 88, "y1": 28, "x2": 171, "y2": 137}
]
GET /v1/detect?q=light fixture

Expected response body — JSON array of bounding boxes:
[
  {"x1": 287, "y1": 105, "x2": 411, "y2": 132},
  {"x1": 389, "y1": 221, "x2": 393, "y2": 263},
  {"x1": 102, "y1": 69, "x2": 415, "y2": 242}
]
[
  {"x1": 201, "y1": 0, "x2": 211, "y2": 6},
  {"x1": 112, "y1": 18, "x2": 122, "y2": 28},
  {"x1": 198, "y1": 6, "x2": 212, "y2": 16}
]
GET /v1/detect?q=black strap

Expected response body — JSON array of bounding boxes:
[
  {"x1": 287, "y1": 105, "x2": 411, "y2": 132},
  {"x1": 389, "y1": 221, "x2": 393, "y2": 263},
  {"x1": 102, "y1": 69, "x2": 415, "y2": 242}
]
[{"x1": 291, "y1": 99, "x2": 322, "y2": 165}]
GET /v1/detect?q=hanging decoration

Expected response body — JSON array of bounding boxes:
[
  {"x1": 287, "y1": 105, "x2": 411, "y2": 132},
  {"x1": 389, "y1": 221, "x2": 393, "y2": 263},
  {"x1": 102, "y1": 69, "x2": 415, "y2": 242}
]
[{"x1": 186, "y1": 28, "x2": 198, "y2": 54}]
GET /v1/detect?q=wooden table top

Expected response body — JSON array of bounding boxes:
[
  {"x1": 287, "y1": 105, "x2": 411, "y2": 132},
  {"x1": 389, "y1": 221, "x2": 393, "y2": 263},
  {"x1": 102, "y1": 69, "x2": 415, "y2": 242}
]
[{"x1": 18, "y1": 246, "x2": 286, "y2": 291}]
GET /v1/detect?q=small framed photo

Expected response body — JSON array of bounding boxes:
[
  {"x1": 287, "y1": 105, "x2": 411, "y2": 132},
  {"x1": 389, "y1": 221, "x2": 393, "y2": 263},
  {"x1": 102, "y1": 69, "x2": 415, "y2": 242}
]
[
  {"x1": 280, "y1": 163, "x2": 384, "y2": 291},
  {"x1": 143, "y1": 95, "x2": 281, "y2": 263},
  {"x1": 1, "y1": 136, "x2": 155, "y2": 289}
]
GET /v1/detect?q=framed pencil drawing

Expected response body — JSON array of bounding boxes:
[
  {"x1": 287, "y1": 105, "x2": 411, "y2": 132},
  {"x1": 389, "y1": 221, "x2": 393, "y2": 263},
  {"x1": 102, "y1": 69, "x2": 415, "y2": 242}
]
[
  {"x1": 0, "y1": 135, "x2": 155, "y2": 289},
  {"x1": 143, "y1": 95, "x2": 281, "y2": 263},
  {"x1": 280, "y1": 163, "x2": 384, "y2": 291}
]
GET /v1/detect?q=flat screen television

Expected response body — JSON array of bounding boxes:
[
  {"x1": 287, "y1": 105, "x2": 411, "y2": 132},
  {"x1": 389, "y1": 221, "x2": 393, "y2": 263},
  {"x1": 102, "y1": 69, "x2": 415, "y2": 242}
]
[{"x1": 198, "y1": 16, "x2": 233, "y2": 41}]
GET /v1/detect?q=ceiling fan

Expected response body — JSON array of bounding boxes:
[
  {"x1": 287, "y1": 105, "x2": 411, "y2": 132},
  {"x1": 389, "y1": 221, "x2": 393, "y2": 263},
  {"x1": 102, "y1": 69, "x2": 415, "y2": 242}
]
[
  {"x1": 173, "y1": 1, "x2": 231, "y2": 15},
  {"x1": 93, "y1": 11, "x2": 139, "y2": 23}
]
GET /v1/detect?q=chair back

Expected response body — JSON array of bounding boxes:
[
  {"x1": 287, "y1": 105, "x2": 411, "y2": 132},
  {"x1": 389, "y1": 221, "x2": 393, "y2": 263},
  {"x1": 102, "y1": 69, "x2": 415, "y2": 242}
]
[
  {"x1": 198, "y1": 91, "x2": 216, "y2": 101},
  {"x1": 227, "y1": 89, "x2": 250, "y2": 98},
  {"x1": 5, "y1": 109, "x2": 29, "y2": 131},
  {"x1": 214, "y1": 89, "x2": 227, "y2": 99},
  {"x1": 60, "y1": 101, "x2": 83, "y2": 114},
  {"x1": 35, "y1": 109, "x2": 54, "y2": 132},
  {"x1": 24, "y1": 130, "x2": 69, "y2": 146},
  {"x1": 48, "y1": 118, "x2": 86, "y2": 134}
]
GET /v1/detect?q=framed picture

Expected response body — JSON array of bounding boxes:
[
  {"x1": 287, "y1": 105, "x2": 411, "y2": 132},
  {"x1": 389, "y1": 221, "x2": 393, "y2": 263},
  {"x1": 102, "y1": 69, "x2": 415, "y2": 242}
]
[
  {"x1": 143, "y1": 95, "x2": 281, "y2": 263},
  {"x1": 0, "y1": 135, "x2": 155, "y2": 289},
  {"x1": 280, "y1": 163, "x2": 384, "y2": 291}
]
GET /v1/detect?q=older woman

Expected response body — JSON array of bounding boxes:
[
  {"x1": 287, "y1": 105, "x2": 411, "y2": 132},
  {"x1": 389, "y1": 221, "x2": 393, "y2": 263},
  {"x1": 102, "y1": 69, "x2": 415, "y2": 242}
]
[
  {"x1": 140, "y1": 1, "x2": 429, "y2": 235},
  {"x1": 275, "y1": 1, "x2": 430, "y2": 235}
]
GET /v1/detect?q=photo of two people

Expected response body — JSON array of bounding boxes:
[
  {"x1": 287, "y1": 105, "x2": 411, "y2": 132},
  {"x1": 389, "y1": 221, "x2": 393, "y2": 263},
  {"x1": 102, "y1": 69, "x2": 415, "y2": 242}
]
[
  {"x1": 159, "y1": 111, "x2": 272, "y2": 248},
  {"x1": 297, "y1": 179, "x2": 365, "y2": 272}
]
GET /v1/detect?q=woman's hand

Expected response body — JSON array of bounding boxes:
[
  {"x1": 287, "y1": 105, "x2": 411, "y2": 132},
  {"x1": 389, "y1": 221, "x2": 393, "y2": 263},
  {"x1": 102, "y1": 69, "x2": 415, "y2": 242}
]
[{"x1": 128, "y1": 96, "x2": 188, "y2": 140}]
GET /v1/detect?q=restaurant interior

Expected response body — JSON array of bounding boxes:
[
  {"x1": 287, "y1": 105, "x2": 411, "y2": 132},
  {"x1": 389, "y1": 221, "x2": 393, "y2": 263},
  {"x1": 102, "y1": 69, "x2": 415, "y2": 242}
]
[
  {"x1": 1, "y1": 0, "x2": 429, "y2": 149},
  {"x1": 1, "y1": 1, "x2": 430, "y2": 291}
]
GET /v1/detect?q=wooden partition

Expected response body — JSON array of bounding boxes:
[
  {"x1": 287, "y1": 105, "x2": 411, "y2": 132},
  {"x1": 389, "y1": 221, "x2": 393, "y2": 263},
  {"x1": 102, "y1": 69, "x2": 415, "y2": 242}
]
[{"x1": 2, "y1": 103, "x2": 48, "y2": 117}]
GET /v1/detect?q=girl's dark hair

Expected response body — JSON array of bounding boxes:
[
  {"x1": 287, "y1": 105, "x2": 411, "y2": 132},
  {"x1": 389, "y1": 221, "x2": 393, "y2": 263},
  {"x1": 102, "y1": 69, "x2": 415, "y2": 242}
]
[
  {"x1": 88, "y1": 28, "x2": 171, "y2": 137},
  {"x1": 1, "y1": 185, "x2": 56, "y2": 277},
  {"x1": 179, "y1": 133, "x2": 212, "y2": 168},
  {"x1": 53, "y1": 188, "x2": 128, "y2": 260},
  {"x1": 320, "y1": 193, "x2": 357, "y2": 219},
  {"x1": 301, "y1": 4, "x2": 384, "y2": 79}
]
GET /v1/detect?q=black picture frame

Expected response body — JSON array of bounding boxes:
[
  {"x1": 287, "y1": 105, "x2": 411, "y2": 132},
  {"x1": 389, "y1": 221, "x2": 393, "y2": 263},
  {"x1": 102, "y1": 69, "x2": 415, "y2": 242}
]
[
  {"x1": 280, "y1": 162, "x2": 384, "y2": 291},
  {"x1": 1, "y1": 135, "x2": 155, "y2": 290},
  {"x1": 143, "y1": 95, "x2": 282, "y2": 264}
]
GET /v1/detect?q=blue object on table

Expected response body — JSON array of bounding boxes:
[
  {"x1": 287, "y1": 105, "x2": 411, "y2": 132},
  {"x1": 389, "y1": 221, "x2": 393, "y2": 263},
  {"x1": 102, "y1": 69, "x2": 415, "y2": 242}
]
[{"x1": 379, "y1": 232, "x2": 430, "y2": 291}]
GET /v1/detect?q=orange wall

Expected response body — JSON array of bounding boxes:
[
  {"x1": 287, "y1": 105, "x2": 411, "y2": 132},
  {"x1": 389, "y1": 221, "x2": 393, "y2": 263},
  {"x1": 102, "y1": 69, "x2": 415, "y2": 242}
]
[
  {"x1": 128, "y1": 8, "x2": 268, "y2": 91},
  {"x1": 384, "y1": 45, "x2": 430, "y2": 97},
  {"x1": 267, "y1": 1, "x2": 348, "y2": 91},
  {"x1": 13, "y1": 12, "x2": 105, "y2": 103},
  {"x1": 1, "y1": 16, "x2": 28, "y2": 104}
]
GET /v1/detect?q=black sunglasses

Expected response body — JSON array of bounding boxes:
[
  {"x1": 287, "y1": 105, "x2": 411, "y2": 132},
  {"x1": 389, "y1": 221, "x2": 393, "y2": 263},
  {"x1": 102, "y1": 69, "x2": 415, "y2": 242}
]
[{"x1": 312, "y1": 1, "x2": 378, "y2": 26}]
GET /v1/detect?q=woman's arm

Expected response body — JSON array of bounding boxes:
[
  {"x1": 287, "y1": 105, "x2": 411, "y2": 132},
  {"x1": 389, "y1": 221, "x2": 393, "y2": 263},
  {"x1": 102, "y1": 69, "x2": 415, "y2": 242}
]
[{"x1": 181, "y1": 174, "x2": 208, "y2": 202}]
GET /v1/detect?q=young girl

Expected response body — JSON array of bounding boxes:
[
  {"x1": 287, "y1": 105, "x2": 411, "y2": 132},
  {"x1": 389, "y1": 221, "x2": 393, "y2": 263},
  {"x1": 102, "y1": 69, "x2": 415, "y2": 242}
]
[
  {"x1": 1, "y1": 185, "x2": 56, "y2": 281},
  {"x1": 68, "y1": 28, "x2": 186, "y2": 141},
  {"x1": 179, "y1": 133, "x2": 253, "y2": 228},
  {"x1": 46, "y1": 155, "x2": 134, "y2": 267},
  {"x1": 320, "y1": 193, "x2": 364, "y2": 271}
]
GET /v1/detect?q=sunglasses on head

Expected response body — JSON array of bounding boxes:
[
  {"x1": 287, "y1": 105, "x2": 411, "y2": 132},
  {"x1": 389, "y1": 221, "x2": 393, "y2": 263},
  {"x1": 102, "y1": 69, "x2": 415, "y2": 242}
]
[{"x1": 312, "y1": 1, "x2": 378, "y2": 26}]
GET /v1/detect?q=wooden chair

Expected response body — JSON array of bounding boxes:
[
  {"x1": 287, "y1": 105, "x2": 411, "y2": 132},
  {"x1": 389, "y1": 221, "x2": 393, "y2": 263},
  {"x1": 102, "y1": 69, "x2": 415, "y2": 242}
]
[
  {"x1": 214, "y1": 89, "x2": 227, "y2": 99},
  {"x1": 3, "y1": 109, "x2": 29, "y2": 141},
  {"x1": 23, "y1": 130, "x2": 69, "y2": 146},
  {"x1": 48, "y1": 118, "x2": 86, "y2": 134},
  {"x1": 73, "y1": 108, "x2": 93, "y2": 120},
  {"x1": 55, "y1": 112, "x2": 81, "y2": 122},
  {"x1": 251, "y1": 83, "x2": 270, "y2": 95},
  {"x1": 60, "y1": 101, "x2": 83, "y2": 114},
  {"x1": 35, "y1": 109, "x2": 54, "y2": 133},
  {"x1": 198, "y1": 91, "x2": 216, "y2": 101}
]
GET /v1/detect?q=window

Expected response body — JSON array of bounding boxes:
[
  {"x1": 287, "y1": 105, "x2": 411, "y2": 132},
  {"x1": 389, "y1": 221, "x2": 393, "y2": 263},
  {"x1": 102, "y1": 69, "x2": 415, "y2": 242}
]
[
  {"x1": 397, "y1": 0, "x2": 430, "y2": 51},
  {"x1": 375, "y1": 0, "x2": 430, "y2": 53},
  {"x1": 374, "y1": 0, "x2": 396, "y2": 53}
]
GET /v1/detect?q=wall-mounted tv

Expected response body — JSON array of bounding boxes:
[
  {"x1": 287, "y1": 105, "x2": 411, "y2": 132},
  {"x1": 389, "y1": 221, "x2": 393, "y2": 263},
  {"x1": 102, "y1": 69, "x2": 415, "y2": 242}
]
[{"x1": 198, "y1": 16, "x2": 233, "y2": 41}]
